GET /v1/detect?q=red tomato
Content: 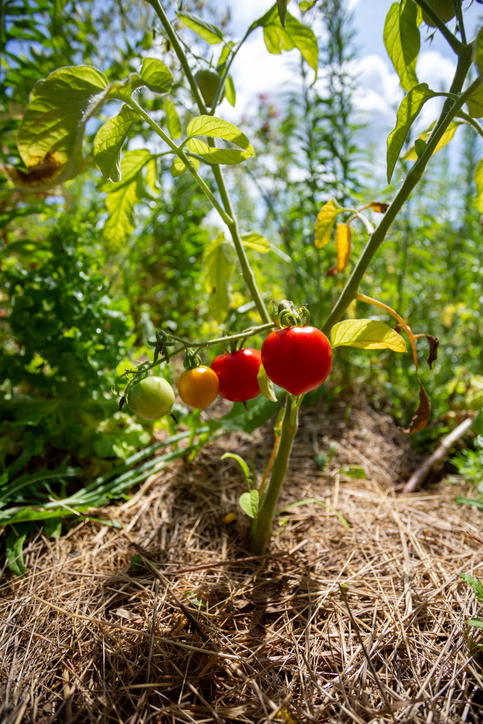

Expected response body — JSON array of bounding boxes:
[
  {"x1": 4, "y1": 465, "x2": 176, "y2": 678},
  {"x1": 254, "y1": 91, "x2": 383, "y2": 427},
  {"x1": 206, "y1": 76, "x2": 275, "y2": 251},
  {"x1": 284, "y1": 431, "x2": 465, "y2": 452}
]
[
  {"x1": 261, "y1": 326, "x2": 332, "y2": 396},
  {"x1": 177, "y1": 366, "x2": 219, "y2": 409},
  {"x1": 211, "y1": 348, "x2": 262, "y2": 402}
]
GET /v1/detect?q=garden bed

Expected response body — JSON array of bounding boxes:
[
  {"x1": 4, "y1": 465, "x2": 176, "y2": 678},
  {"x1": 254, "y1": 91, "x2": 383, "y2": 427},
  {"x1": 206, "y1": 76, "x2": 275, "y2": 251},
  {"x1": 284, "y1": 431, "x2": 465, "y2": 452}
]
[{"x1": 1, "y1": 402, "x2": 482, "y2": 723}]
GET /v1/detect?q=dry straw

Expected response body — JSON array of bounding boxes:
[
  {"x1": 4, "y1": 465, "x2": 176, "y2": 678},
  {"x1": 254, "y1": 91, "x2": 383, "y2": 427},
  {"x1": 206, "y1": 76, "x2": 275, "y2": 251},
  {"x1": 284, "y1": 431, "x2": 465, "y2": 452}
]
[{"x1": 1, "y1": 401, "x2": 482, "y2": 723}]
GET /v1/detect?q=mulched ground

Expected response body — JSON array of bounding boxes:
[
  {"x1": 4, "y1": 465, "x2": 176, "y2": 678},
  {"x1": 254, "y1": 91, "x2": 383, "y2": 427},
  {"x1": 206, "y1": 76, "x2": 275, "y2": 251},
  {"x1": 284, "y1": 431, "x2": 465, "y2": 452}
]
[{"x1": 1, "y1": 399, "x2": 483, "y2": 723}]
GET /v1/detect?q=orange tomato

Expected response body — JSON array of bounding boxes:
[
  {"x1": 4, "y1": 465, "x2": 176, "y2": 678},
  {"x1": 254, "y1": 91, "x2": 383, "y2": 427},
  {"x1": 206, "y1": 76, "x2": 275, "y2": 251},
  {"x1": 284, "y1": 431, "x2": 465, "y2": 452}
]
[{"x1": 177, "y1": 365, "x2": 219, "y2": 409}]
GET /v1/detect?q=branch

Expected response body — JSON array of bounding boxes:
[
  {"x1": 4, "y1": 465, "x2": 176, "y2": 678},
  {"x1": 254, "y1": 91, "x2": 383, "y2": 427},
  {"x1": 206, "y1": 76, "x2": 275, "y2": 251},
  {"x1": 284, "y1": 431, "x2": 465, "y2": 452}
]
[{"x1": 414, "y1": 0, "x2": 464, "y2": 56}]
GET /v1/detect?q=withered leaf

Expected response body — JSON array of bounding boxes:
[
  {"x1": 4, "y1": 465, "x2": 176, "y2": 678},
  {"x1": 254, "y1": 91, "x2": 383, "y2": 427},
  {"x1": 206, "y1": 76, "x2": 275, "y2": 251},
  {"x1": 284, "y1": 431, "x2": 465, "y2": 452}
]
[
  {"x1": 370, "y1": 201, "x2": 390, "y2": 213},
  {"x1": 399, "y1": 378, "x2": 431, "y2": 434},
  {"x1": 421, "y1": 334, "x2": 439, "y2": 369},
  {"x1": 326, "y1": 264, "x2": 338, "y2": 276},
  {"x1": 2, "y1": 152, "x2": 64, "y2": 190}
]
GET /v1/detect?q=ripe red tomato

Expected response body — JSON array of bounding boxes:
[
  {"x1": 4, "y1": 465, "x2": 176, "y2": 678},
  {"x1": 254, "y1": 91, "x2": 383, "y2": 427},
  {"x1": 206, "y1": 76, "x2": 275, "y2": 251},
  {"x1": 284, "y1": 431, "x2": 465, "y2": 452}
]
[
  {"x1": 261, "y1": 326, "x2": 332, "y2": 396},
  {"x1": 177, "y1": 366, "x2": 219, "y2": 409},
  {"x1": 211, "y1": 348, "x2": 262, "y2": 402}
]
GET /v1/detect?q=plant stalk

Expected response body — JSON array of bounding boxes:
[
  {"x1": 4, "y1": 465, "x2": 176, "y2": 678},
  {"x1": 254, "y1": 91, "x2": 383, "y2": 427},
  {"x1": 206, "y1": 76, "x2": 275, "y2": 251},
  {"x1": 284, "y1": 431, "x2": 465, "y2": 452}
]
[
  {"x1": 249, "y1": 395, "x2": 298, "y2": 555},
  {"x1": 322, "y1": 47, "x2": 476, "y2": 336}
]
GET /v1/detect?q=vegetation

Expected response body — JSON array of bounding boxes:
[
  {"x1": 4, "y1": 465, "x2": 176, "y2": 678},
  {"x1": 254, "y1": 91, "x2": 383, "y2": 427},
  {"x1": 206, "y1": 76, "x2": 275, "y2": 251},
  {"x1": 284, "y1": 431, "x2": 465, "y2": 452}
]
[{"x1": 1, "y1": 0, "x2": 483, "y2": 563}]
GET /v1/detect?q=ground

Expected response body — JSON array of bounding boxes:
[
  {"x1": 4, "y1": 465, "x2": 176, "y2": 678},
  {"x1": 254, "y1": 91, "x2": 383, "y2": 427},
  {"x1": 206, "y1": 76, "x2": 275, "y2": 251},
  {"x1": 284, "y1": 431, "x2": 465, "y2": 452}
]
[{"x1": 1, "y1": 399, "x2": 482, "y2": 723}]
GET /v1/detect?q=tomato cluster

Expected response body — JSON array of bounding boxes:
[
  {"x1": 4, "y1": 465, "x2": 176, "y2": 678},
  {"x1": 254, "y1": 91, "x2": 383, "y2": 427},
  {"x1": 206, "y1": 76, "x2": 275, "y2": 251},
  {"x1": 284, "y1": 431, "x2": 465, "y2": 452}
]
[{"x1": 127, "y1": 324, "x2": 333, "y2": 420}]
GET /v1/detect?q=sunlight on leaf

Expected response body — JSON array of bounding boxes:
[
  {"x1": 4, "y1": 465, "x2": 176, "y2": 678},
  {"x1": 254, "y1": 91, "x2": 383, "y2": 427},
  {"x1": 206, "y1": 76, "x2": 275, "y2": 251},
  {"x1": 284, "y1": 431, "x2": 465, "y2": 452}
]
[
  {"x1": 383, "y1": 0, "x2": 420, "y2": 92},
  {"x1": 94, "y1": 105, "x2": 139, "y2": 183},
  {"x1": 141, "y1": 57, "x2": 173, "y2": 94},
  {"x1": 177, "y1": 10, "x2": 224, "y2": 44},
  {"x1": 402, "y1": 120, "x2": 461, "y2": 161},
  {"x1": 239, "y1": 490, "x2": 259, "y2": 518},
  {"x1": 336, "y1": 223, "x2": 352, "y2": 272},
  {"x1": 331, "y1": 319, "x2": 407, "y2": 352},
  {"x1": 314, "y1": 198, "x2": 344, "y2": 248},
  {"x1": 202, "y1": 232, "x2": 236, "y2": 321},
  {"x1": 241, "y1": 232, "x2": 271, "y2": 253},
  {"x1": 164, "y1": 98, "x2": 182, "y2": 139}
]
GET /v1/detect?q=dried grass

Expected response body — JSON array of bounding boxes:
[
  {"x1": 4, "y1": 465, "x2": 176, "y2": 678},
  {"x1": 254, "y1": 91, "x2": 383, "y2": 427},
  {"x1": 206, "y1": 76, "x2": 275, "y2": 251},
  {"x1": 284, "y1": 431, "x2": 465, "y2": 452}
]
[{"x1": 1, "y1": 400, "x2": 483, "y2": 723}]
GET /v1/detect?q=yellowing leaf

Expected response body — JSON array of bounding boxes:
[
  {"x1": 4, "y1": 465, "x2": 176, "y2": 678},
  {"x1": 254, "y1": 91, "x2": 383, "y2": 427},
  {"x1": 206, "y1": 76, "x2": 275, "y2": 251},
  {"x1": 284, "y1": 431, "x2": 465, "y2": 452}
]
[
  {"x1": 474, "y1": 157, "x2": 483, "y2": 213},
  {"x1": 386, "y1": 83, "x2": 437, "y2": 182},
  {"x1": 331, "y1": 319, "x2": 407, "y2": 352},
  {"x1": 314, "y1": 198, "x2": 343, "y2": 248},
  {"x1": 12, "y1": 65, "x2": 110, "y2": 190},
  {"x1": 383, "y1": 0, "x2": 420, "y2": 92},
  {"x1": 187, "y1": 115, "x2": 254, "y2": 154},
  {"x1": 402, "y1": 120, "x2": 461, "y2": 161},
  {"x1": 203, "y1": 232, "x2": 236, "y2": 322},
  {"x1": 336, "y1": 223, "x2": 352, "y2": 272},
  {"x1": 251, "y1": 4, "x2": 318, "y2": 80},
  {"x1": 241, "y1": 232, "x2": 271, "y2": 253}
]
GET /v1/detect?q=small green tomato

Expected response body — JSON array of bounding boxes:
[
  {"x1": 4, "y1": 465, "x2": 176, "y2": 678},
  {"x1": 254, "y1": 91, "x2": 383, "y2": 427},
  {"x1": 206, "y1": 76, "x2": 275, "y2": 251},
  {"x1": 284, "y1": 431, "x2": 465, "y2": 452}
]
[{"x1": 126, "y1": 376, "x2": 175, "y2": 420}]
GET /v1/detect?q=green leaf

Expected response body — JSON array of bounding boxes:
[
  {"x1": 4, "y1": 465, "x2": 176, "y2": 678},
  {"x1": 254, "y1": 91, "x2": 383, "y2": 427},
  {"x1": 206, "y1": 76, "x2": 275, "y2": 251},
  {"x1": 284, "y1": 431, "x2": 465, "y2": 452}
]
[
  {"x1": 102, "y1": 150, "x2": 152, "y2": 248},
  {"x1": 277, "y1": 0, "x2": 288, "y2": 27},
  {"x1": 314, "y1": 198, "x2": 344, "y2": 248},
  {"x1": 141, "y1": 57, "x2": 173, "y2": 94},
  {"x1": 258, "y1": 364, "x2": 278, "y2": 402},
  {"x1": 177, "y1": 10, "x2": 224, "y2": 44},
  {"x1": 202, "y1": 232, "x2": 236, "y2": 321},
  {"x1": 475, "y1": 27, "x2": 483, "y2": 77},
  {"x1": 186, "y1": 138, "x2": 252, "y2": 165},
  {"x1": 239, "y1": 489, "x2": 259, "y2": 519},
  {"x1": 221, "y1": 452, "x2": 251, "y2": 483},
  {"x1": 340, "y1": 465, "x2": 366, "y2": 479},
  {"x1": 468, "y1": 618, "x2": 483, "y2": 629},
  {"x1": 12, "y1": 66, "x2": 110, "y2": 190},
  {"x1": 252, "y1": 4, "x2": 318, "y2": 80},
  {"x1": 474, "y1": 158, "x2": 483, "y2": 213},
  {"x1": 187, "y1": 115, "x2": 254, "y2": 154},
  {"x1": 299, "y1": 0, "x2": 316, "y2": 10},
  {"x1": 93, "y1": 105, "x2": 139, "y2": 183},
  {"x1": 164, "y1": 98, "x2": 182, "y2": 139},
  {"x1": 170, "y1": 155, "x2": 200, "y2": 177},
  {"x1": 468, "y1": 85, "x2": 483, "y2": 118},
  {"x1": 386, "y1": 83, "x2": 437, "y2": 182},
  {"x1": 402, "y1": 120, "x2": 461, "y2": 161},
  {"x1": 44, "y1": 517, "x2": 62, "y2": 538},
  {"x1": 108, "y1": 73, "x2": 145, "y2": 102},
  {"x1": 460, "y1": 573, "x2": 483, "y2": 603},
  {"x1": 218, "y1": 395, "x2": 281, "y2": 434},
  {"x1": 383, "y1": 0, "x2": 420, "y2": 92},
  {"x1": 331, "y1": 319, "x2": 407, "y2": 352},
  {"x1": 241, "y1": 232, "x2": 271, "y2": 253},
  {"x1": 145, "y1": 158, "x2": 158, "y2": 192},
  {"x1": 6, "y1": 523, "x2": 31, "y2": 575},
  {"x1": 225, "y1": 75, "x2": 236, "y2": 107}
]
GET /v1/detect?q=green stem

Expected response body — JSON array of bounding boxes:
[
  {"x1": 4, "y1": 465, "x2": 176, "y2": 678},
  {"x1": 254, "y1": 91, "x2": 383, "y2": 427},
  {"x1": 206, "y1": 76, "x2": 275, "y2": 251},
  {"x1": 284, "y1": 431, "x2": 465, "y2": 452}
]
[
  {"x1": 249, "y1": 395, "x2": 298, "y2": 555},
  {"x1": 209, "y1": 28, "x2": 252, "y2": 113},
  {"x1": 414, "y1": 0, "x2": 463, "y2": 55},
  {"x1": 124, "y1": 97, "x2": 233, "y2": 226},
  {"x1": 322, "y1": 48, "x2": 477, "y2": 336},
  {"x1": 455, "y1": 110, "x2": 483, "y2": 138},
  {"x1": 145, "y1": 0, "x2": 270, "y2": 324}
]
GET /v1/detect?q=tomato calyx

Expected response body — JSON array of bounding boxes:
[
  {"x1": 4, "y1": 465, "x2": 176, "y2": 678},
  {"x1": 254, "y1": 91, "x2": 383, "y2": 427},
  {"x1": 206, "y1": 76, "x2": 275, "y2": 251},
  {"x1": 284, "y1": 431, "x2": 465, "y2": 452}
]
[
  {"x1": 183, "y1": 348, "x2": 202, "y2": 370},
  {"x1": 269, "y1": 299, "x2": 310, "y2": 329}
]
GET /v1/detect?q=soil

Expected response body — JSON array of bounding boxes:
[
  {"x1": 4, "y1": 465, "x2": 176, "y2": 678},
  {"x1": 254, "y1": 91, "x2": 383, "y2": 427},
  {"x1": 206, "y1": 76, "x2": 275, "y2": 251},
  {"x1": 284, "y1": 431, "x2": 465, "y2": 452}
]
[{"x1": 1, "y1": 399, "x2": 482, "y2": 723}]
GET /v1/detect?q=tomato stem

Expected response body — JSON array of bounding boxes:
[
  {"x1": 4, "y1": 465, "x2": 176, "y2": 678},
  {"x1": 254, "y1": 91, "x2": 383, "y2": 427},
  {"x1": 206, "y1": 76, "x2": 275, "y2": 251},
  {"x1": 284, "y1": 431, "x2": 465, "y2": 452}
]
[{"x1": 249, "y1": 395, "x2": 298, "y2": 555}]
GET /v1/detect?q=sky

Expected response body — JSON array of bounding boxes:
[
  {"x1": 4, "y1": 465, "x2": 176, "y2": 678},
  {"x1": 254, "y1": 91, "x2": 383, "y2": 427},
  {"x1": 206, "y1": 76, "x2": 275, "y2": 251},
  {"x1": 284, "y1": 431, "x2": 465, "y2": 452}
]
[{"x1": 215, "y1": 0, "x2": 482, "y2": 154}]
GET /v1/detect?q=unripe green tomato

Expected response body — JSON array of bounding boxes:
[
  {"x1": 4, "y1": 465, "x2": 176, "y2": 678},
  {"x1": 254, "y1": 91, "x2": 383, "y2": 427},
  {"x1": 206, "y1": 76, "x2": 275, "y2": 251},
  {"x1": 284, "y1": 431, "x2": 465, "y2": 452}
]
[
  {"x1": 126, "y1": 376, "x2": 175, "y2": 420},
  {"x1": 422, "y1": 0, "x2": 455, "y2": 27},
  {"x1": 194, "y1": 68, "x2": 224, "y2": 108}
]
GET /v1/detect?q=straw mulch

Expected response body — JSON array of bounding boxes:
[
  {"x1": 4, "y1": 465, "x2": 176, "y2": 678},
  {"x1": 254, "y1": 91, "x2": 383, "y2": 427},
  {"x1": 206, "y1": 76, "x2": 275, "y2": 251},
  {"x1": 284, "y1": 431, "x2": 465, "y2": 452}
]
[{"x1": 1, "y1": 400, "x2": 483, "y2": 724}]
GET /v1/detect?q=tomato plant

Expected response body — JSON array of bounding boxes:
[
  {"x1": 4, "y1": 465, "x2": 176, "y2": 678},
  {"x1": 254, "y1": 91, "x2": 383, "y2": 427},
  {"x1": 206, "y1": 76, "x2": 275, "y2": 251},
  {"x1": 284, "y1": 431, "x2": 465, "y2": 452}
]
[
  {"x1": 178, "y1": 366, "x2": 219, "y2": 409},
  {"x1": 422, "y1": 0, "x2": 455, "y2": 27},
  {"x1": 126, "y1": 376, "x2": 175, "y2": 420},
  {"x1": 262, "y1": 326, "x2": 332, "y2": 396},
  {"x1": 211, "y1": 348, "x2": 262, "y2": 402},
  {"x1": 194, "y1": 68, "x2": 224, "y2": 108}
]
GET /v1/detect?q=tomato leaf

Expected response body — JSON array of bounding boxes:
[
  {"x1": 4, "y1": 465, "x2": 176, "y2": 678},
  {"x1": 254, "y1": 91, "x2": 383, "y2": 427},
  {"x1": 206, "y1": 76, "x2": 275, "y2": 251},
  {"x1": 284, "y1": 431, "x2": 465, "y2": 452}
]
[
  {"x1": 314, "y1": 198, "x2": 344, "y2": 248},
  {"x1": 399, "y1": 378, "x2": 431, "y2": 434},
  {"x1": 474, "y1": 157, "x2": 483, "y2": 212},
  {"x1": 94, "y1": 105, "x2": 139, "y2": 183},
  {"x1": 251, "y1": 3, "x2": 318, "y2": 80},
  {"x1": 277, "y1": 0, "x2": 288, "y2": 27},
  {"x1": 10, "y1": 66, "x2": 110, "y2": 190},
  {"x1": 164, "y1": 98, "x2": 182, "y2": 139},
  {"x1": 257, "y1": 364, "x2": 278, "y2": 402},
  {"x1": 140, "y1": 57, "x2": 173, "y2": 94},
  {"x1": 241, "y1": 232, "x2": 271, "y2": 253},
  {"x1": 402, "y1": 120, "x2": 461, "y2": 161},
  {"x1": 383, "y1": 0, "x2": 420, "y2": 92},
  {"x1": 177, "y1": 10, "x2": 224, "y2": 44},
  {"x1": 202, "y1": 232, "x2": 236, "y2": 322},
  {"x1": 331, "y1": 319, "x2": 407, "y2": 352},
  {"x1": 460, "y1": 573, "x2": 483, "y2": 604},
  {"x1": 221, "y1": 452, "x2": 251, "y2": 483},
  {"x1": 186, "y1": 115, "x2": 255, "y2": 165},
  {"x1": 170, "y1": 155, "x2": 200, "y2": 177},
  {"x1": 387, "y1": 83, "x2": 437, "y2": 182},
  {"x1": 336, "y1": 223, "x2": 352, "y2": 272},
  {"x1": 239, "y1": 490, "x2": 259, "y2": 519},
  {"x1": 108, "y1": 73, "x2": 145, "y2": 102},
  {"x1": 225, "y1": 74, "x2": 236, "y2": 106},
  {"x1": 467, "y1": 85, "x2": 483, "y2": 118}
]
